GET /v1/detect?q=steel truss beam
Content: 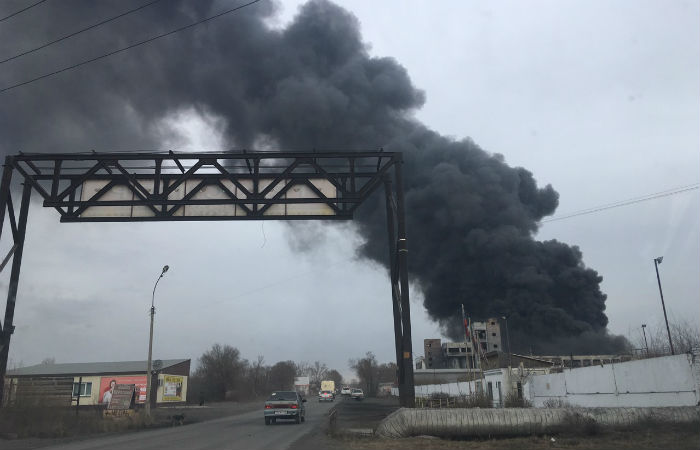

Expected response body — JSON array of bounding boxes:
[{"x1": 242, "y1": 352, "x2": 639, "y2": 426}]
[
  {"x1": 11, "y1": 151, "x2": 397, "y2": 222},
  {"x1": 0, "y1": 151, "x2": 415, "y2": 407}
]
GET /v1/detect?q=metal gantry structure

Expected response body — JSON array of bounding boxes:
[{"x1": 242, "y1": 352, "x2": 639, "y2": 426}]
[{"x1": 0, "y1": 151, "x2": 416, "y2": 407}]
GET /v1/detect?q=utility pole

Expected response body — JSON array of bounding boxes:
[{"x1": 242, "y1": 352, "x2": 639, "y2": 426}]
[
  {"x1": 502, "y1": 316, "x2": 512, "y2": 369},
  {"x1": 653, "y1": 257, "x2": 674, "y2": 355},
  {"x1": 145, "y1": 265, "x2": 169, "y2": 417},
  {"x1": 461, "y1": 305, "x2": 472, "y2": 395},
  {"x1": 641, "y1": 324, "x2": 649, "y2": 357}
]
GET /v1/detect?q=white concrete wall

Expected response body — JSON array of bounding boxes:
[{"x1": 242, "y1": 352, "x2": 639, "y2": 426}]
[
  {"x1": 392, "y1": 380, "x2": 480, "y2": 398},
  {"x1": 529, "y1": 353, "x2": 699, "y2": 407},
  {"x1": 392, "y1": 369, "x2": 511, "y2": 405}
]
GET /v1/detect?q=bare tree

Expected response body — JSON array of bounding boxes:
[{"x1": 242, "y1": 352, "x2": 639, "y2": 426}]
[
  {"x1": 326, "y1": 369, "x2": 343, "y2": 389},
  {"x1": 670, "y1": 319, "x2": 700, "y2": 353},
  {"x1": 349, "y1": 352, "x2": 379, "y2": 397},
  {"x1": 294, "y1": 361, "x2": 310, "y2": 377},
  {"x1": 377, "y1": 362, "x2": 397, "y2": 384},
  {"x1": 269, "y1": 361, "x2": 296, "y2": 390},
  {"x1": 307, "y1": 361, "x2": 328, "y2": 388},
  {"x1": 40, "y1": 357, "x2": 55, "y2": 365},
  {"x1": 249, "y1": 355, "x2": 267, "y2": 397},
  {"x1": 197, "y1": 344, "x2": 246, "y2": 400},
  {"x1": 631, "y1": 319, "x2": 700, "y2": 357}
]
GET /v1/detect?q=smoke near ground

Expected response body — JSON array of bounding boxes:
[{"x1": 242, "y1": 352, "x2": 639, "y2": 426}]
[{"x1": 0, "y1": 0, "x2": 628, "y2": 353}]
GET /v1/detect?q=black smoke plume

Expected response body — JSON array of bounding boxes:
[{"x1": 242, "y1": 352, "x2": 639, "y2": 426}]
[{"x1": 0, "y1": 0, "x2": 628, "y2": 353}]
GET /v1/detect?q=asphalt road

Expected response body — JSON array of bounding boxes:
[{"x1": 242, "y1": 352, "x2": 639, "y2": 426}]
[{"x1": 37, "y1": 399, "x2": 337, "y2": 450}]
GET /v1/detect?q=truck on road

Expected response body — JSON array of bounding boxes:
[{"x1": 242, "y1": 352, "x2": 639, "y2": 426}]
[{"x1": 320, "y1": 380, "x2": 335, "y2": 394}]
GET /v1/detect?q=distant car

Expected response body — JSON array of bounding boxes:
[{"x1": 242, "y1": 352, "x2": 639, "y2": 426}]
[
  {"x1": 318, "y1": 390, "x2": 334, "y2": 402},
  {"x1": 351, "y1": 388, "x2": 364, "y2": 400},
  {"x1": 341, "y1": 386, "x2": 351, "y2": 396},
  {"x1": 264, "y1": 391, "x2": 306, "y2": 425}
]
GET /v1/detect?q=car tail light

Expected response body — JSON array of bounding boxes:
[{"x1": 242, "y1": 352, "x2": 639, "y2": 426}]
[
  {"x1": 265, "y1": 405, "x2": 272, "y2": 409},
  {"x1": 291, "y1": 404, "x2": 298, "y2": 409}
]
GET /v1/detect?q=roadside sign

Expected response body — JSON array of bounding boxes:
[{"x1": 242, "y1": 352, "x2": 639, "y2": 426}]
[{"x1": 107, "y1": 384, "x2": 135, "y2": 410}]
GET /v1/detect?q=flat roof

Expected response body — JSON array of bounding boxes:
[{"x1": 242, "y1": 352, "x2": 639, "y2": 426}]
[{"x1": 7, "y1": 359, "x2": 189, "y2": 377}]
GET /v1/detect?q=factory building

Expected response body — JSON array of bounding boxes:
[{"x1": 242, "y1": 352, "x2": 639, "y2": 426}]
[{"x1": 420, "y1": 318, "x2": 503, "y2": 370}]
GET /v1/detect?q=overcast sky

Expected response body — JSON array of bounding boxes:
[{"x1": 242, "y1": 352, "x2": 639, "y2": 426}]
[{"x1": 2, "y1": 0, "x2": 698, "y2": 380}]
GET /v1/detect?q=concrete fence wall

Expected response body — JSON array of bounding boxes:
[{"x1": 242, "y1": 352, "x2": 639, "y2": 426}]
[
  {"x1": 529, "y1": 353, "x2": 700, "y2": 407},
  {"x1": 376, "y1": 406, "x2": 700, "y2": 438},
  {"x1": 391, "y1": 379, "x2": 484, "y2": 399}
]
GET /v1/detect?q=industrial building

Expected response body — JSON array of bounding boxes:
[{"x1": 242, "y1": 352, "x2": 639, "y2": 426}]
[
  {"x1": 3, "y1": 359, "x2": 190, "y2": 408},
  {"x1": 420, "y1": 318, "x2": 503, "y2": 370},
  {"x1": 415, "y1": 346, "x2": 636, "y2": 386}
]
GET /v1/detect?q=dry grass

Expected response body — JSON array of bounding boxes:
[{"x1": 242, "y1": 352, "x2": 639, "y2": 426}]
[
  {"x1": 0, "y1": 405, "x2": 154, "y2": 439},
  {"x1": 503, "y1": 392, "x2": 532, "y2": 408},
  {"x1": 415, "y1": 393, "x2": 493, "y2": 409},
  {"x1": 334, "y1": 423, "x2": 700, "y2": 450}
]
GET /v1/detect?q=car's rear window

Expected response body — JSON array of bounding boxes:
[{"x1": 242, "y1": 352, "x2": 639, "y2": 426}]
[{"x1": 267, "y1": 391, "x2": 297, "y2": 401}]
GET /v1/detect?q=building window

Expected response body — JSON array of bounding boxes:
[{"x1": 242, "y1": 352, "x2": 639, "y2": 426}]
[
  {"x1": 73, "y1": 382, "x2": 92, "y2": 397},
  {"x1": 491, "y1": 332, "x2": 496, "y2": 337},
  {"x1": 494, "y1": 344, "x2": 498, "y2": 348},
  {"x1": 490, "y1": 321, "x2": 495, "y2": 325},
  {"x1": 467, "y1": 348, "x2": 472, "y2": 353}
]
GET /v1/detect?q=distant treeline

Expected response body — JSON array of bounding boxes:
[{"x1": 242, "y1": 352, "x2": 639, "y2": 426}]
[{"x1": 189, "y1": 345, "x2": 397, "y2": 402}]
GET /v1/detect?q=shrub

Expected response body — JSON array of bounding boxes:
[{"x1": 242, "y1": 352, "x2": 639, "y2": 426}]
[
  {"x1": 461, "y1": 392, "x2": 493, "y2": 408},
  {"x1": 543, "y1": 398, "x2": 573, "y2": 408},
  {"x1": 0, "y1": 404, "x2": 153, "y2": 439},
  {"x1": 558, "y1": 411, "x2": 601, "y2": 436},
  {"x1": 503, "y1": 392, "x2": 531, "y2": 408}
]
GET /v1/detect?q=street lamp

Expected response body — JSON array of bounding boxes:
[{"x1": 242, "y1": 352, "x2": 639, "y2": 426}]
[
  {"x1": 145, "y1": 265, "x2": 169, "y2": 417},
  {"x1": 641, "y1": 324, "x2": 649, "y2": 356},
  {"x1": 501, "y1": 316, "x2": 512, "y2": 369},
  {"x1": 653, "y1": 257, "x2": 674, "y2": 355}
]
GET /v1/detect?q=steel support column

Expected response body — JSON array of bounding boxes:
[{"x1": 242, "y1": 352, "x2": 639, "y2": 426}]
[
  {"x1": 384, "y1": 177, "x2": 405, "y2": 405},
  {"x1": 0, "y1": 150, "x2": 417, "y2": 408},
  {"x1": 393, "y1": 156, "x2": 415, "y2": 407},
  {"x1": 0, "y1": 181, "x2": 31, "y2": 406}
]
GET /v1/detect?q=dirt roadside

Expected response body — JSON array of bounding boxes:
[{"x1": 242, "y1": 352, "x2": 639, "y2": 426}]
[
  {"x1": 291, "y1": 397, "x2": 700, "y2": 450},
  {"x1": 0, "y1": 400, "x2": 262, "y2": 450}
]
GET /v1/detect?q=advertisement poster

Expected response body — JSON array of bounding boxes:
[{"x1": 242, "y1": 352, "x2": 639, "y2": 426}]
[
  {"x1": 163, "y1": 375, "x2": 183, "y2": 401},
  {"x1": 106, "y1": 384, "x2": 135, "y2": 410},
  {"x1": 99, "y1": 376, "x2": 147, "y2": 404}
]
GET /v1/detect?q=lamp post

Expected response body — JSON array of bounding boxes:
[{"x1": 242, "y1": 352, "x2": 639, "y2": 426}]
[
  {"x1": 653, "y1": 257, "x2": 674, "y2": 355},
  {"x1": 145, "y1": 265, "x2": 169, "y2": 417},
  {"x1": 501, "y1": 316, "x2": 512, "y2": 369},
  {"x1": 641, "y1": 324, "x2": 649, "y2": 356}
]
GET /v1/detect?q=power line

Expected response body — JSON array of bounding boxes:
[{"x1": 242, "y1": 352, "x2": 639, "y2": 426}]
[
  {"x1": 0, "y1": 0, "x2": 49, "y2": 23},
  {"x1": 0, "y1": 0, "x2": 165, "y2": 65},
  {"x1": 205, "y1": 259, "x2": 348, "y2": 308},
  {"x1": 0, "y1": 0, "x2": 263, "y2": 94},
  {"x1": 542, "y1": 183, "x2": 699, "y2": 223}
]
